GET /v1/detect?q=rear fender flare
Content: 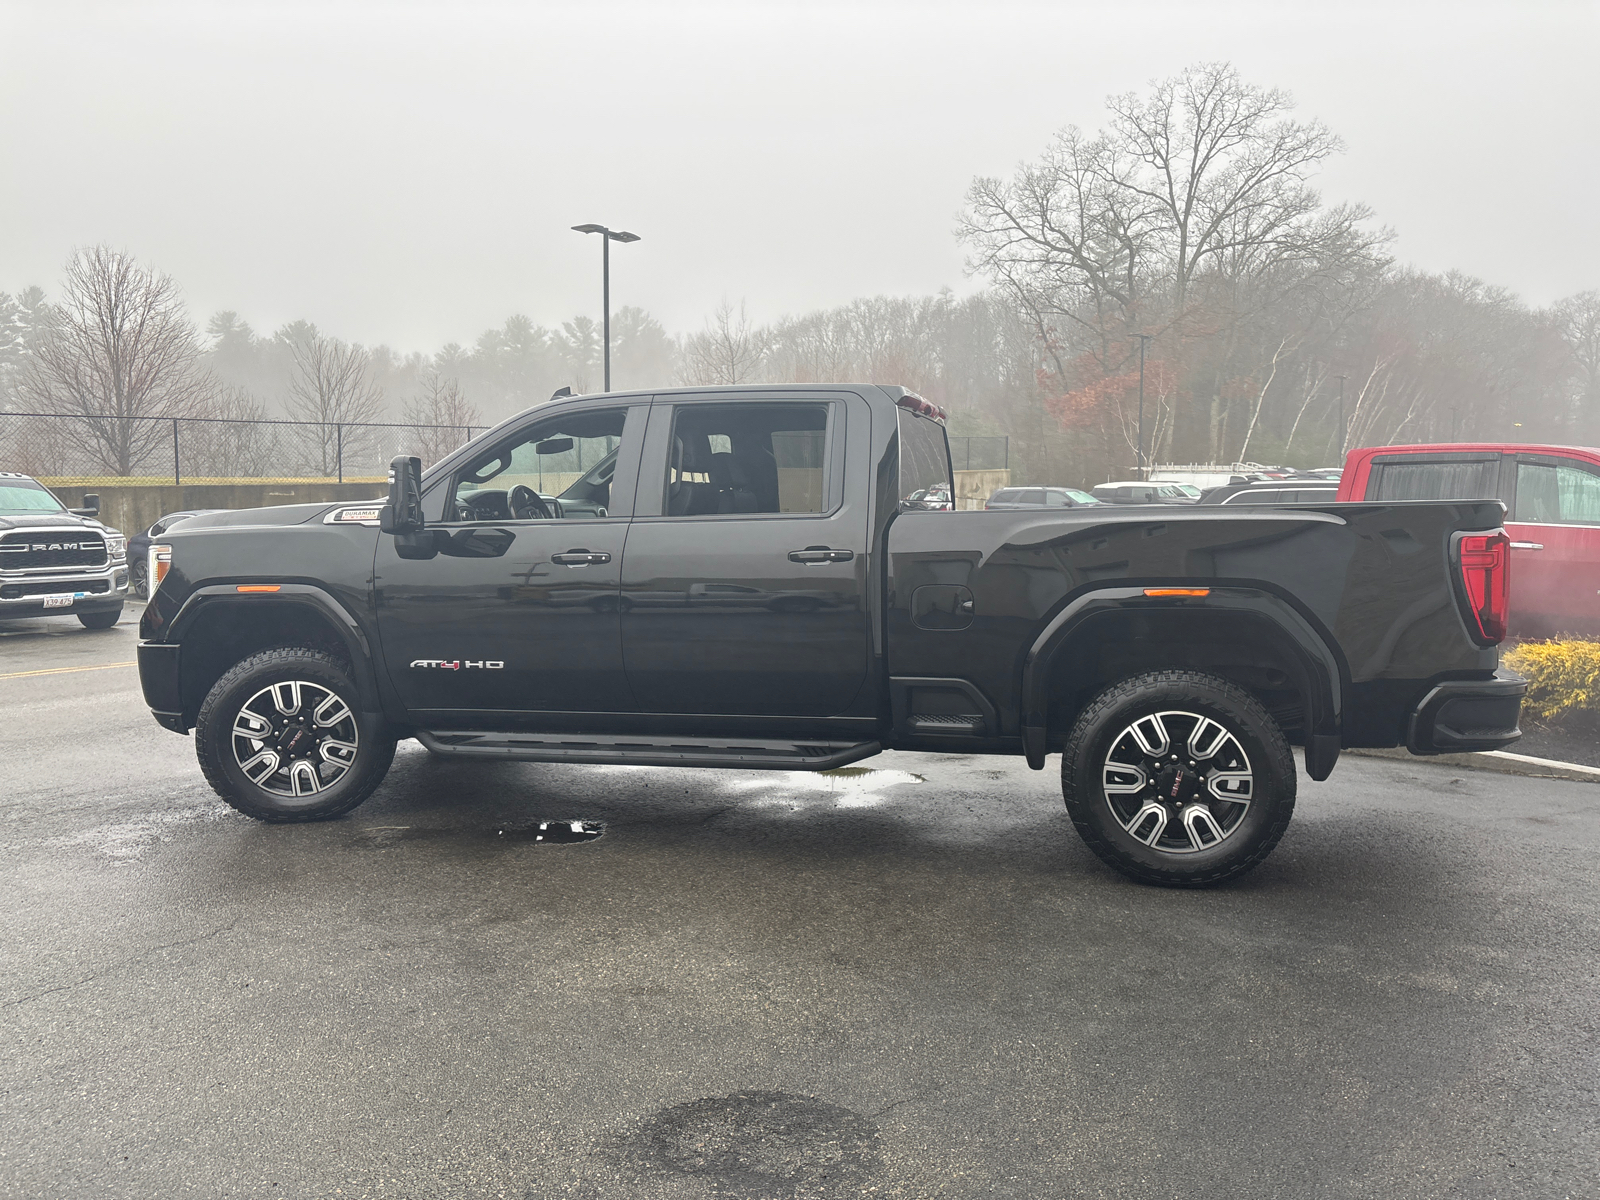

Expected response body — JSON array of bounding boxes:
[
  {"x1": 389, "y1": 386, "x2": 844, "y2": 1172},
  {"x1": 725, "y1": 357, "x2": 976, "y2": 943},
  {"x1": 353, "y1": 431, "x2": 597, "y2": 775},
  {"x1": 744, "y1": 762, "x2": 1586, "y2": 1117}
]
[{"x1": 1019, "y1": 585, "x2": 1346, "y2": 778}]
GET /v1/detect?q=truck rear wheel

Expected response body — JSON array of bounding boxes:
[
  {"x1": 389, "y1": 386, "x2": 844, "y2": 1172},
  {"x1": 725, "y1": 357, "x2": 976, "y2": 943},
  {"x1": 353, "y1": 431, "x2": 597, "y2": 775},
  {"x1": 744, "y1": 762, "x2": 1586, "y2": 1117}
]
[
  {"x1": 1061, "y1": 670, "x2": 1295, "y2": 887},
  {"x1": 196, "y1": 647, "x2": 395, "y2": 822}
]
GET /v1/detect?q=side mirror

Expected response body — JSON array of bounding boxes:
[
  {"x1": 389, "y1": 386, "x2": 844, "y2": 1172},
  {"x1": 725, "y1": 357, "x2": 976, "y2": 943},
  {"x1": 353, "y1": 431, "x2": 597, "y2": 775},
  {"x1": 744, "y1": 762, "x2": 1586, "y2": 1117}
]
[
  {"x1": 72, "y1": 493, "x2": 100, "y2": 518},
  {"x1": 380, "y1": 456, "x2": 424, "y2": 535}
]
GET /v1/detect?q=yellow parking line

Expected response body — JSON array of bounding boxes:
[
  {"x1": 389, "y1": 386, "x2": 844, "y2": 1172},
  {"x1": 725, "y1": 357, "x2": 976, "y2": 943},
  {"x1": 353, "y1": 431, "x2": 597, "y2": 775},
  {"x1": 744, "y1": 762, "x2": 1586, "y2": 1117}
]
[{"x1": 0, "y1": 660, "x2": 137, "y2": 681}]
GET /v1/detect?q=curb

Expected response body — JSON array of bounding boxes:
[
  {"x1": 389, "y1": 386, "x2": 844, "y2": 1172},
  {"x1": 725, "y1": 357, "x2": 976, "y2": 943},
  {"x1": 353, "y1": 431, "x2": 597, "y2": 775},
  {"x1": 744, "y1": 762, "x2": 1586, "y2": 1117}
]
[{"x1": 1346, "y1": 746, "x2": 1600, "y2": 785}]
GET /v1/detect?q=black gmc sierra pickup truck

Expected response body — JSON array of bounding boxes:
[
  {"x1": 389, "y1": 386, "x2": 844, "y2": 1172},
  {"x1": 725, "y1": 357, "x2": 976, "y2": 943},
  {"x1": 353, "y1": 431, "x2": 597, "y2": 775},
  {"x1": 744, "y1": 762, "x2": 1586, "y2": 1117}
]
[{"x1": 137, "y1": 384, "x2": 1526, "y2": 886}]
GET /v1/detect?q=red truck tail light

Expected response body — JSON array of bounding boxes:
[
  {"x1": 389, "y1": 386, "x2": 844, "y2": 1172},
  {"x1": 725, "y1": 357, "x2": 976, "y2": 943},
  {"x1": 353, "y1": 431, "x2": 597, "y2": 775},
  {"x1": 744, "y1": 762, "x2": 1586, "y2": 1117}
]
[
  {"x1": 895, "y1": 392, "x2": 947, "y2": 422},
  {"x1": 1454, "y1": 531, "x2": 1510, "y2": 644}
]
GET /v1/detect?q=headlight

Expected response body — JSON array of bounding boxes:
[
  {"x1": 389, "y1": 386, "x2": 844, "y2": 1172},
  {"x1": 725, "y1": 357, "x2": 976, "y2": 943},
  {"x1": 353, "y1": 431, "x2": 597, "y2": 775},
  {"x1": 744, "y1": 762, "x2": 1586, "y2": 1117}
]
[
  {"x1": 150, "y1": 544, "x2": 173, "y2": 591},
  {"x1": 105, "y1": 533, "x2": 127, "y2": 559}
]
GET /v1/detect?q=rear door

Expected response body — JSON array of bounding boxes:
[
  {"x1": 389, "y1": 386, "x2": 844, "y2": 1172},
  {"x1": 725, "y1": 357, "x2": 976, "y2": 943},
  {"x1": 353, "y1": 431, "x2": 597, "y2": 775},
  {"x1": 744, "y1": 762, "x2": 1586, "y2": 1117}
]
[
  {"x1": 618, "y1": 392, "x2": 872, "y2": 716},
  {"x1": 1507, "y1": 453, "x2": 1600, "y2": 637}
]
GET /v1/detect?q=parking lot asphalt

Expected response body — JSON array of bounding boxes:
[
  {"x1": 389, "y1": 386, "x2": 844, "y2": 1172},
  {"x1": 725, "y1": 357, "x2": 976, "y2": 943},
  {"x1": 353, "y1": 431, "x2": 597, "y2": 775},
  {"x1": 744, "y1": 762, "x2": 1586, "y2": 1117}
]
[{"x1": 3, "y1": 609, "x2": 1598, "y2": 1200}]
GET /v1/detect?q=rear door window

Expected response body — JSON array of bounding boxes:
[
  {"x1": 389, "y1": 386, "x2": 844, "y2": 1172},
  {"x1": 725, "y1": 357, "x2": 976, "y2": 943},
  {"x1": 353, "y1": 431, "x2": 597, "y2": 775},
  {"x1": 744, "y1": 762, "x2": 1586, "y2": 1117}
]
[
  {"x1": 1018, "y1": 489, "x2": 1045, "y2": 506},
  {"x1": 1368, "y1": 458, "x2": 1500, "y2": 501},
  {"x1": 1515, "y1": 460, "x2": 1600, "y2": 525},
  {"x1": 667, "y1": 403, "x2": 831, "y2": 516}
]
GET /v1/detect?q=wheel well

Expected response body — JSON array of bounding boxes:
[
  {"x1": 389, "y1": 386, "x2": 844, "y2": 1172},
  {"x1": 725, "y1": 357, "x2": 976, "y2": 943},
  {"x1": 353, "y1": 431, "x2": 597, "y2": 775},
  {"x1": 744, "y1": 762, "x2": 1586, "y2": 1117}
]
[
  {"x1": 1043, "y1": 609, "x2": 1319, "y2": 751},
  {"x1": 177, "y1": 600, "x2": 358, "y2": 725}
]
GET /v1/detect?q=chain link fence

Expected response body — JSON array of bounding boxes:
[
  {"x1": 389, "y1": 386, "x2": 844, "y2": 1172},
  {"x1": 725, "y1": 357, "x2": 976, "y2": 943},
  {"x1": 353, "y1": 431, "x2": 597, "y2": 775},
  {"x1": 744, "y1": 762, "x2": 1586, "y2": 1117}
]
[
  {"x1": 948, "y1": 436, "x2": 1008, "y2": 472},
  {"x1": 0, "y1": 412, "x2": 485, "y2": 486},
  {"x1": 2, "y1": 414, "x2": 1010, "y2": 488}
]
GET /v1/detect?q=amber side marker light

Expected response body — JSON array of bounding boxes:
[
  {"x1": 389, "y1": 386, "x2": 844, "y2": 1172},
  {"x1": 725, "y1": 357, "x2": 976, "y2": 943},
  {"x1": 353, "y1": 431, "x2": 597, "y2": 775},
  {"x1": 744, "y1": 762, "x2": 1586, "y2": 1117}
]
[
  {"x1": 236, "y1": 585, "x2": 282, "y2": 593},
  {"x1": 1143, "y1": 588, "x2": 1211, "y2": 597}
]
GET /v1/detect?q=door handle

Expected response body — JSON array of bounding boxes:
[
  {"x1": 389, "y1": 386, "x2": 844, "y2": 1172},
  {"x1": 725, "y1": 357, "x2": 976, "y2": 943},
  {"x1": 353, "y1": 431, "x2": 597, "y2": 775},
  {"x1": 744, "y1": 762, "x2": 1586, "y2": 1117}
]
[
  {"x1": 551, "y1": 550, "x2": 611, "y2": 566},
  {"x1": 1510, "y1": 542, "x2": 1544, "y2": 551},
  {"x1": 788, "y1": 547, "x2": 854, "y2": 564}
]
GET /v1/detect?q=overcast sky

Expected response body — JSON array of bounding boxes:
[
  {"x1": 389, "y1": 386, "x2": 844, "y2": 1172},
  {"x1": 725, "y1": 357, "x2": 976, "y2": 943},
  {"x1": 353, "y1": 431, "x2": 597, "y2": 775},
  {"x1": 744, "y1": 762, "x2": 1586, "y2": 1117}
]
[{"x1": 1, "y1": 0, "x2": 1595, "y2": 351}]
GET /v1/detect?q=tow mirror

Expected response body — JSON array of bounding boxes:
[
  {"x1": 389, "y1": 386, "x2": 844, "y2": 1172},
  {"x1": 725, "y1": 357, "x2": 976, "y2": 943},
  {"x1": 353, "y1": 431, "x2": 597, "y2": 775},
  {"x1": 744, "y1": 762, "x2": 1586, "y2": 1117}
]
[
  {"x1": 71, "y1": 493, "x2": 100, "y2": 518},
  {"x1": 380, "y1": 456, "x2": 424, "y2": 535}
]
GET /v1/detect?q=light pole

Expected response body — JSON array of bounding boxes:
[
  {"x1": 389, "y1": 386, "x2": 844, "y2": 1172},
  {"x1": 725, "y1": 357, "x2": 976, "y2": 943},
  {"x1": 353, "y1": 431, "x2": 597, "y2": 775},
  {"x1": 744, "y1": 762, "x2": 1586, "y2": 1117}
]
[
  {"x1": 571, "y1": 223, "x2": 641, "y2": 392},
  {"x1": 1334, "y1": 373, "x2": 1348, "y2": 459},
  {"x1": 1131, "y1": 333, "x2": 1153, "y2": 479}
]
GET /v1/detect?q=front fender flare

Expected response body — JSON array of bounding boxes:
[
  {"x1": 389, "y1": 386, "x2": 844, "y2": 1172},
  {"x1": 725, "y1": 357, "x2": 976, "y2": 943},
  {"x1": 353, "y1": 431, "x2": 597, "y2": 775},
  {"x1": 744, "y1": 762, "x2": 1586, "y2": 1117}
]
[{"x1": 164, "y1": 583, "x2": 383, "y2": 715}]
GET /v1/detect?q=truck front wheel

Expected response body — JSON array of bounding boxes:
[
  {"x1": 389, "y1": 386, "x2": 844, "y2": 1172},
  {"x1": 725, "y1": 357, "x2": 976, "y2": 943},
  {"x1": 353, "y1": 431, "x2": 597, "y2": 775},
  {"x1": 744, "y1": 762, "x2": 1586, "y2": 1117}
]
[
  {"x1": 196, "y1": 647, "x2": 396, "y2": 822},
  {"x1": 1061, "y1": 671, "x2": 1296, "y2": 887}
]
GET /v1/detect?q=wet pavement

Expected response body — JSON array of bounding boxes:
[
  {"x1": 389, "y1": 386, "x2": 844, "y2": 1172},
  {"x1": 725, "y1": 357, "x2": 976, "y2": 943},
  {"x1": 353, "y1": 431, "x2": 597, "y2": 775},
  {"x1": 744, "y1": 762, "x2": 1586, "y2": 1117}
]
[{"x1": 3, "y1": 610, "x2": 1599, "y2": 1199}]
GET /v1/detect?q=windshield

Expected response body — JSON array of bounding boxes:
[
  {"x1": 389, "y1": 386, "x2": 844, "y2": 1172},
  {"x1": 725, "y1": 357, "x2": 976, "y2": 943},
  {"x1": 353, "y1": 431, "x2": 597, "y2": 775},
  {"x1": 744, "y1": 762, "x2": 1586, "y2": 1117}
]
[
  {"x1": 0, "y1": 480, "x2": 66, "y2": 517},
  {"x1": 1065, "y1": 489, "x2": 1098, "y2": 504}
]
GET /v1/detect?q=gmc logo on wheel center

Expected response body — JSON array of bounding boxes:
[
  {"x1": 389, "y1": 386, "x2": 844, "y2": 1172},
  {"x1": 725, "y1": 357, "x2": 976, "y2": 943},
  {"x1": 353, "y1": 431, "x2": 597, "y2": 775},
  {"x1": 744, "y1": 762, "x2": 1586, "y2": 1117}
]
[{"x1": 409, "y1": 660, "x2": 504, "y2": 670}]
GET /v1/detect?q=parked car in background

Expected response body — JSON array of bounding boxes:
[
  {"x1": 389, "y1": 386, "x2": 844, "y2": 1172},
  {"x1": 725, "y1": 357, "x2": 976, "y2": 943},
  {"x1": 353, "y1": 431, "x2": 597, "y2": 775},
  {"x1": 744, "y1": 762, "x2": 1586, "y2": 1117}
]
[
  {"x1": 1337, "y1": 442, "x2": 1600, "y2": 638},
  {"x1": 1199, "y1": 481, "x2": 1340, "y2": 506},
  {"x1": 0, "y1": 472, "x2": 128, "y2": 628},
  {"x1": 129, "y1": 510, "x2": 225, "y2": 599},
  {"x1": 1090, "y1": 481, "x2": 1196, "y2": 505},
  {"x1": 985, "y1": 486, "x2": 1100, "y2": 510},
  {"x1": 902, "y1": 482, "x2": 953, "y2": 510}
]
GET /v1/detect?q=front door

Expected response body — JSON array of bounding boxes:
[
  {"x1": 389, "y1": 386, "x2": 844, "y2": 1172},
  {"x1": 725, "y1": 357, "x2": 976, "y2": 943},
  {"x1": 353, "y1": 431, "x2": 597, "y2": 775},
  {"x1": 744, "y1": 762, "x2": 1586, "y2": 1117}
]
[
  {"x1": 618, "y1": 395, "x2": 872, "y2": 717},
  {"x1": 1508, "y1": 453, "x2": 1600, "y2": 638},
  {"x1": 373, "y1": 402, "x2": 646, "y2": 722}
]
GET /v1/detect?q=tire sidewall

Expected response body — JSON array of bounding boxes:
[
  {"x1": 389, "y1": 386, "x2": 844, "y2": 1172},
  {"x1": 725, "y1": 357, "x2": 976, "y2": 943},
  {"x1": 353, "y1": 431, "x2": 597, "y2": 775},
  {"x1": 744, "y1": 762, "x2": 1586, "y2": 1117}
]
[
  {"x1": 77, "y1": 606, "x2": 123, "y2": 630},
  {"x1": 1064, "y1": 674, "x2": 1295, "y2": 884},
  {"x1": 198, "y1": 650, "x2": 391, "y2": 821}
]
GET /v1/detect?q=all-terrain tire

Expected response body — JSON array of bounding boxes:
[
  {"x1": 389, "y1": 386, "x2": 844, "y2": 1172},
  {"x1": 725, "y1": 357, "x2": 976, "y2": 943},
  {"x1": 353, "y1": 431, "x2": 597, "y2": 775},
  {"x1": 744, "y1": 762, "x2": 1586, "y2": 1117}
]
[
  {"x1": 1061, "y1": 670, "x2": 1296, "y2": 888},
  {"x1": 196, "y1": 647, "x2": 395, "y2": 822},
  {"x1": 77, "y1": 607, "x2": 122, "y2": 630}
]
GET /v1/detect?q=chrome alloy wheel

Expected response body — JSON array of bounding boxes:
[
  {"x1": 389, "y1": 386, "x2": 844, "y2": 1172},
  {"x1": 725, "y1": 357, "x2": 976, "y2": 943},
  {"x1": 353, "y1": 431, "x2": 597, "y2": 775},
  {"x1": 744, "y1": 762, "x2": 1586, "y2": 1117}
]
[
  {"x1": 1101, "y1": 710, "x2": 1254, "y2": 854},
  {"x1": 230, "y1": 680, "x2": 360, "y2": 798}
]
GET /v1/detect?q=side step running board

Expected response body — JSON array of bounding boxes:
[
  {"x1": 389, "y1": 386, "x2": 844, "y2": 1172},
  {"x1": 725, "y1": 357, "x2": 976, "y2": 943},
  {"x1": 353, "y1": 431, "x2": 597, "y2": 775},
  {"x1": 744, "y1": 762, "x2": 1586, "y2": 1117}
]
[{"x1": 414, "y1": 730, "x2": 882, "y2": 772}]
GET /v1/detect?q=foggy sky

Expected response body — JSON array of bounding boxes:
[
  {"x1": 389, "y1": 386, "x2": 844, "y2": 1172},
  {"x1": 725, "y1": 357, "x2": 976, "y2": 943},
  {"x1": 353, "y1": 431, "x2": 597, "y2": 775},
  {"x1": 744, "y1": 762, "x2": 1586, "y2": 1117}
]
[{"x1": 2, "y1": 0, "x2": 1595, "y2": 351}]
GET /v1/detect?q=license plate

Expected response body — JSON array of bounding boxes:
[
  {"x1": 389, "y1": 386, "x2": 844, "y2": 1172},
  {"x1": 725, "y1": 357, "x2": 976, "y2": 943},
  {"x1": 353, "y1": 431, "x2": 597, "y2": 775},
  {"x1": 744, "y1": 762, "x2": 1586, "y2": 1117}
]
[{"x1": 42, "y1": 595, "x2": 74, "y2": 608}]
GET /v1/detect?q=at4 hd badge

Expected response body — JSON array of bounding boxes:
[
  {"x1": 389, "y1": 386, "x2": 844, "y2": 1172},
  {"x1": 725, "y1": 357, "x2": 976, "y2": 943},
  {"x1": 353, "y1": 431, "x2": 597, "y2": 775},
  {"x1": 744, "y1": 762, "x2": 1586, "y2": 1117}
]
[{"x1": 409, "y1": 660, "x2": 505, "y2": 670}]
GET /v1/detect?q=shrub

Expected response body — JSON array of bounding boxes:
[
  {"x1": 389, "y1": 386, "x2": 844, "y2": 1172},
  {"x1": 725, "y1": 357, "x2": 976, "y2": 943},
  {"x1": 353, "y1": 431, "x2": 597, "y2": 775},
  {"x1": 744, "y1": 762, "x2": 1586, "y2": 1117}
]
[{"x1": 1503, "y1": 640, "x2": 1600, "y2": 725}]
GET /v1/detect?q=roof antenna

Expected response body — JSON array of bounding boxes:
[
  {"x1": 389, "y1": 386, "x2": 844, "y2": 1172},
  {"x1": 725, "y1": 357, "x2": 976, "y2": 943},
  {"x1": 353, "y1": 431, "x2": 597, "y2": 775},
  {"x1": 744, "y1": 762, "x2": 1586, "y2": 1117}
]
[{"x1": 549, "y1": 386, "x2": 573, "y2": 401}]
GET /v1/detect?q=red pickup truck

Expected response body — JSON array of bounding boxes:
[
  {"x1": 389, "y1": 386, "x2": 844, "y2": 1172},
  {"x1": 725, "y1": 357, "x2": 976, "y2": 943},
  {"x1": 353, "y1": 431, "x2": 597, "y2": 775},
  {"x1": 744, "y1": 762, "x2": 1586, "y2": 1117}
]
[{"x1": 1338, "y1": 443, "x2": 1600, "y2": 638}]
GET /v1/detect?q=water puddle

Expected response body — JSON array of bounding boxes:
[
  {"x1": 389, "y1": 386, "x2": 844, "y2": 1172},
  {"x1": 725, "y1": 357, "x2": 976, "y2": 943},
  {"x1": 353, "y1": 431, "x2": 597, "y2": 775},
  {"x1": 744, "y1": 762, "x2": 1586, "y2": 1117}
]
[
  {"x1": 499, "y1": 820, "x2": 606, "y2": 844},
  {"x1": 354, "y1": 820, "x2": 606, "y2": 847}
]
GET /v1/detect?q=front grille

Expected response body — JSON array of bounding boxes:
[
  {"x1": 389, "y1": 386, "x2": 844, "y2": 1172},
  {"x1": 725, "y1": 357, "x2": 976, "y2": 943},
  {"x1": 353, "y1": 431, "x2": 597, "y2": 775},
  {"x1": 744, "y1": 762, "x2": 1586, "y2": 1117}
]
[
  {"x1": 0, "y1": 579, "x2": 111, "y2": 599},
  {"x1": 0, "y1": 532, "x2": 108, "y2": 572}
]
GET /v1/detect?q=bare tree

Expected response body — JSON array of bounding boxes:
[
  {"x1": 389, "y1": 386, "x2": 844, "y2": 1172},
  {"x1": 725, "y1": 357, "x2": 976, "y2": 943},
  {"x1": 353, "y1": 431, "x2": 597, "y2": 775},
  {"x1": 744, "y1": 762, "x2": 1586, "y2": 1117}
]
[
  {"x1": 19, "y1": 247, "x2": 212, "y2": 475},
  {"x1": 1555, "y1": 291, "x2": 1600, "y2": 435},
  {"x1": 961, "y1": 63, "x2": 1389, "y2": 464},
  {"x1": 278, "y1": 323, "x2": 384, "y2": 477},
  {"x1": 180, "y1": 385, "x2": 275, "y2": 478},
  {"x1": 680, "y1": 300, "x2": 768, "y2": 384},
  {"x1": 403, "y1": 371, "x2": 482, "y2": 467}
]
